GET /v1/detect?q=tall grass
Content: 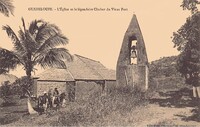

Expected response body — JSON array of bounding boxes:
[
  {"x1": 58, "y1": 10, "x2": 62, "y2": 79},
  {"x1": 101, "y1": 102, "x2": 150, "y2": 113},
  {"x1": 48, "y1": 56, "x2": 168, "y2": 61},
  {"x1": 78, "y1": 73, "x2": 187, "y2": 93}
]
[{"x1": 51, "y1": 85, "x2": 150, "y2": 126}]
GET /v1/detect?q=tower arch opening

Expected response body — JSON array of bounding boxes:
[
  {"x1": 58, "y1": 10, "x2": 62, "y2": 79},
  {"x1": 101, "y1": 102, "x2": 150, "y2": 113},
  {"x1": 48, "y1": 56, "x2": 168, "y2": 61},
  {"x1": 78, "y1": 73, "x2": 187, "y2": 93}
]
[{"x1": 129, "y1": 36, "x2": 137, "y2": 64}]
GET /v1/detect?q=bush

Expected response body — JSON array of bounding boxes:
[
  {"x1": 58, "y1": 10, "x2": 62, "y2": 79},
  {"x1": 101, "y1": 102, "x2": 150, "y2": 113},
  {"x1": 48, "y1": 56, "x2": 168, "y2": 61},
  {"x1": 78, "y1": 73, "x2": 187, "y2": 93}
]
[
  {"x1": 52, "y1": 85, "x2": 149, "y2": 126},
  {"x1": 12, "y1": 76, "x2": 33, "y2": 97},
  {"x1": 0, "y1": 81, "x2": 22, "y2": 106},
  {"x1": 153, "y1": 77, "x2": 186, "y2": 91},
  {"x1": 0, "y1": 81, "x2": 12, "y2": 104}
]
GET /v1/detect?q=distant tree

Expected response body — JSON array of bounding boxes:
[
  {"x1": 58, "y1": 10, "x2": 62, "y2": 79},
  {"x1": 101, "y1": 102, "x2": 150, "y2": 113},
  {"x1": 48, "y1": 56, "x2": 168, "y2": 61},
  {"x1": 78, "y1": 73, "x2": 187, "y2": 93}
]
[
  {"x1": 0, "y1": 0, "x2": 14, "y2": 17},
  {"x1": 0, "y1": 81, "x2": 11, "y2": 104},
  {"x1": 172, "y1": 12, "x2": 200, "y2": 87},
  {"x1": 149, "y1": 56, "x2": 179, "y2": 78},
  {"x1": 0, "y1": 18, "x2": 72, "y2": 95},
  {"x1": 181, "y1": 0, "x2": 200, "y2": 14}
]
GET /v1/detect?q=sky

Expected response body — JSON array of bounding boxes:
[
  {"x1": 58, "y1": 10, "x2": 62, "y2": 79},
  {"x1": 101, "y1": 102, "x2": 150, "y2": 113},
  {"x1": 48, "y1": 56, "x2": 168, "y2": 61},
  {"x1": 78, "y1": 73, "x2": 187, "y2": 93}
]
[{"x1": 0, "y1": 0, "x2": 191, "y2": 77}]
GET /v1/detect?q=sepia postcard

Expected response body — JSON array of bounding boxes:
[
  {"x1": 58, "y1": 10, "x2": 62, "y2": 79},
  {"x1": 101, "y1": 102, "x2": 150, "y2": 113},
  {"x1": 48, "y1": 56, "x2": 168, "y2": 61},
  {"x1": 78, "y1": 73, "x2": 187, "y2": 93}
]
[{"x1": 0, "y1": 0, "x2": 199, "y2": 126}]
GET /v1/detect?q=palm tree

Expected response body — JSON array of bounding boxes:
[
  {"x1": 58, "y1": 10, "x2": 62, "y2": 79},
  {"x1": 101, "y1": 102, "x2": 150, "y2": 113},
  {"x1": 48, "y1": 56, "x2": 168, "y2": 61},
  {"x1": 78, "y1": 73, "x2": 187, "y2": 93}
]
[
  {"x1": 0, "y1": 0, "x2": 14, "y2": 73},
  {"x1": 0, "y1": 18, "x2": 72, "y2": 91},
  {"x1": 0, "y1": 0, "x2": 14, "y2": 17}
]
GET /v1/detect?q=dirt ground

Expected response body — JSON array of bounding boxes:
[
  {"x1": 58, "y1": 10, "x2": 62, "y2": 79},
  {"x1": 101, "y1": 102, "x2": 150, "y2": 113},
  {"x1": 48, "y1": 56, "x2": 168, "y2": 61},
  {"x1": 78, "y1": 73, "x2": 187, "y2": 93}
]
[
  {"x1": 135, "y1": 88, "x2": 200, "y2": 127},
  {"x1": 1, "y1": 87, "x2": 200, "y2": 126},
  {"x1": 98, "y1": 87, "x2": 200, "y2": 127}
]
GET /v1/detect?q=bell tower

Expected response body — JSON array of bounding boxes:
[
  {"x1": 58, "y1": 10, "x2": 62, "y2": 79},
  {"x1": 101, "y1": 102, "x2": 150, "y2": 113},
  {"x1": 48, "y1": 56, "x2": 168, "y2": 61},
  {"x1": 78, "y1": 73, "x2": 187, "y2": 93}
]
[{"x1": 116, "y1": 14, "x2": 149, "y2": 91}]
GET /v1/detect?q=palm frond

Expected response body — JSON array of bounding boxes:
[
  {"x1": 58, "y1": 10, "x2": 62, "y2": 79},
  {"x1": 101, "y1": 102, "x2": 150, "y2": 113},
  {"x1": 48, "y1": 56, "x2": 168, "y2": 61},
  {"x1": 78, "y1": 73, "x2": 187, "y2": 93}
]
[
  {"x1": 33, "y1": 21, "x2": 68, "y2": 56},
  {"x1": 34, "y1": 48, "x2": 73, "y2": 69},
  {"x1": 21, "y1": 17, "x2": 26, "y2": 32},
  {"x1": 18, "y1": 28, "x2": 26, "y2": 41},
  {"x1": 34, "y1": 33, "x2": 68, "y2": 55},
  {"x1": 35, "y1": 23, "x2": 61, "y2": 43},
  {"x1": 0, "y1": 0, "x2": 14, "y2": 17},
  {"x1": 18, "y1": 19, "x2": 39, "y2": 53},
  {"x1": 29, "y1": 19, "x2": 44, "y2": 35},
  {"x1": 24, "y1": 32, "x2": 38, "y2": 52},
  {"x1": 2, "y1": 25, "x2": 25, "y2": 53},
  {"x1": 0, "y1": 48, "x2": 22, "y2": 71}
]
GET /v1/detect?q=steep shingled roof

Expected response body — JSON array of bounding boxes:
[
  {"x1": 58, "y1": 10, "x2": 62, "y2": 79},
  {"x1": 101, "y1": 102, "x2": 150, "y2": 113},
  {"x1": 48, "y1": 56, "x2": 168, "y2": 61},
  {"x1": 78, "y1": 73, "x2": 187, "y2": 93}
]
[
  {"x1": 37, "y1": 68, "x2": 74, "y2": 81},
  {"x1": 75, "y1": 54, "x2": 116, "y2": 80},
  {"x1": 37, "y1": 54, "x2": 116, "y2": 81}
]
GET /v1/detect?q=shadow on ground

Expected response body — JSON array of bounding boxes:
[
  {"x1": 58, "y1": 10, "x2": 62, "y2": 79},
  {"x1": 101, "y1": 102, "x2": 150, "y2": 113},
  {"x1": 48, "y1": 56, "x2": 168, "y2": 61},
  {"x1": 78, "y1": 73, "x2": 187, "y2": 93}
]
[
  {"x1": 150, "y1": 87, "x2": 194, "y2": 108},
  {"x1": 175, "y1": 108, "x2": 200, "y2": 122},
  {"x1": 150, "y1": 87, "x2": 200, "y2": 122}
]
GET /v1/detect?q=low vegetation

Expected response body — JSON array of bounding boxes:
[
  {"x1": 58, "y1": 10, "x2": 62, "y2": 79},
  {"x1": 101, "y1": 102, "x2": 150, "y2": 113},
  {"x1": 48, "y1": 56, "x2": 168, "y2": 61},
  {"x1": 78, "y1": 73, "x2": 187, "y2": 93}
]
[
  {"x1": 0, "y1": 81, "x2": 22, "y2": 106},
  {"x1": 0, "y1": 85, "x2": 151, "y2": 126},
  {"x1": 52, "y1": 86, "x2": 148, "y2": 126}
]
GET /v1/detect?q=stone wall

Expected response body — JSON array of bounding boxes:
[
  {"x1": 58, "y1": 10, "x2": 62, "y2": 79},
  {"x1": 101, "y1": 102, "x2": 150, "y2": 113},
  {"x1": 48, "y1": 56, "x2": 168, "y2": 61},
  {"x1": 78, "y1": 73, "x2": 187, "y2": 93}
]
[
  {"x1": 136, "y1": 65, "x2": 148, "y2": 91},
  {"x1": 105, "y1": 80, "x2": 116, "y2": 93},
  {"x1": 75, "y1": 81, "x2": 102, "y2": 100},
  {"x1": 66, "y1": 81, "x2": 76, "y2": 102},
  {"x1": 116, "y1": 64, "x2": 148, "y2": 92},
  {"x1": 36, "y1": 81, "x2": 67, "y2": 97},
  {"x1": 34, "y1": 80, "x2": 117, "y2": 101}
]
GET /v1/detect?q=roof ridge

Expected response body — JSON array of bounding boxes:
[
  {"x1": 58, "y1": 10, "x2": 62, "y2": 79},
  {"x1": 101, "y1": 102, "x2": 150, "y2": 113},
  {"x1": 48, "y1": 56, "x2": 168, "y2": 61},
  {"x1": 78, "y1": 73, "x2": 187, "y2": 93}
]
[
  {"x1": 74, "y1": 54, "x2": 100, "y2": 63},
  {"x1": 76, "y1": 55, "x2": 104, "y2": 80}
]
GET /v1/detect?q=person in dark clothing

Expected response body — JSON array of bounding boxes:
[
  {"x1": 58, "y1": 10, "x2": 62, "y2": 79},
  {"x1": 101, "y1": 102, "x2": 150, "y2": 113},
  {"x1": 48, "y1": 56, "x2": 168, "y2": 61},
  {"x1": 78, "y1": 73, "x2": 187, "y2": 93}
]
[
  {"x1": 38, "y1": 91, "x2": 48, "y2": 113},
  {"x1": 53, "y1": 88, "x2": 59, "y2": 96},
  {"x1": 43, "y1": 92, "x2": 48, "y2": 103},
  {"x1": 48, "y1": 89, "x2": 53, "y2": 108},
  {"x1": 53, "y1": 88, "x2": 60, "y2": 105}
]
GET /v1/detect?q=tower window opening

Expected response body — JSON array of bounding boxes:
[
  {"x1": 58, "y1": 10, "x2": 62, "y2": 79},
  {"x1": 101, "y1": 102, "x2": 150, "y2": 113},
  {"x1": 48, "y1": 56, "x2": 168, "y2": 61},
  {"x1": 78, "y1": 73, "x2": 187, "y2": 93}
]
[{"x1": 130, "y1": 40, "x2": 137, "y2": 64}]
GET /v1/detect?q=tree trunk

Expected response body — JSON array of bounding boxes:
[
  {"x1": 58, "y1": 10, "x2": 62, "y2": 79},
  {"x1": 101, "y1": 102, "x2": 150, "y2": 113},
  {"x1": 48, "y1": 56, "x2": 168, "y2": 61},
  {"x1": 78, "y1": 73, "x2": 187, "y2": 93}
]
[
  {"x1": 24, "y1": 69, "x2": 32, "y2": 96},
  {"x1": 26, "y1": 68, "x2": 32, "y2": 78},
  {"x1": 26, "y1": 52, "x2": 33, "y2": 91},
  {"x1": 24, "y1": 60, "x2": 33, "y2": 97}
]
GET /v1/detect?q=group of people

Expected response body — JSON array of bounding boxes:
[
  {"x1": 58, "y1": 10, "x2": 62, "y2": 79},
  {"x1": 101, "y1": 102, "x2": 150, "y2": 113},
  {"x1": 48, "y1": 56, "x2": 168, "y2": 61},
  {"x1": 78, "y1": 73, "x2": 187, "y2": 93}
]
[{"x1": 38, "y1": 88, "x2": 66, "y2": 113}]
